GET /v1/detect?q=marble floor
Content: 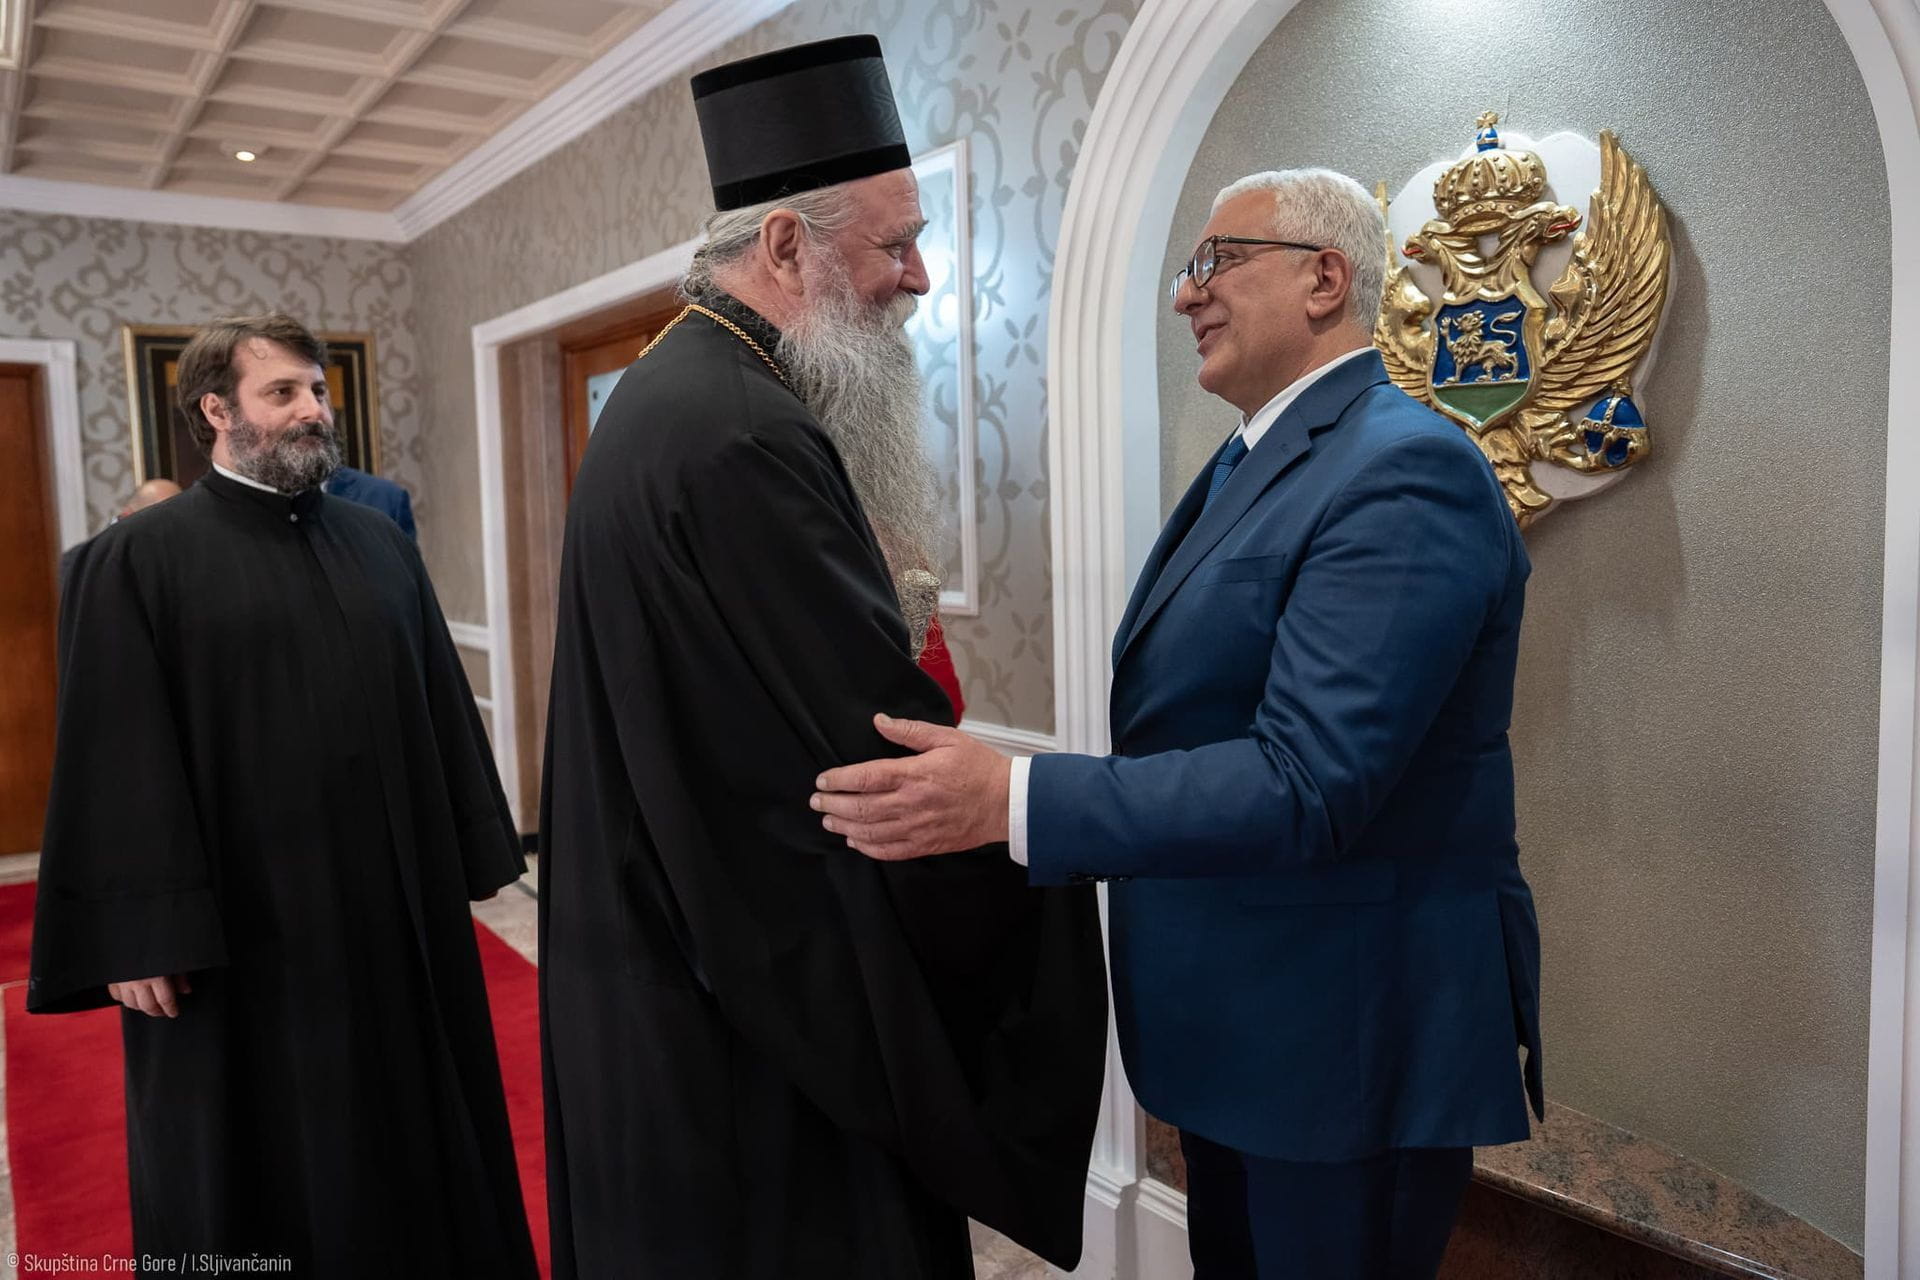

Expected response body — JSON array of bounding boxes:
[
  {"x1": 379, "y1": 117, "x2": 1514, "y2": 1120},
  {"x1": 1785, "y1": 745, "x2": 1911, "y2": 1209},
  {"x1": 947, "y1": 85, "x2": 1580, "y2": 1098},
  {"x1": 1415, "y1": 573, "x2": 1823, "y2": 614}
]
[{"x1": 0, "y1": 864, "x2": 1047, "y2": 1279}]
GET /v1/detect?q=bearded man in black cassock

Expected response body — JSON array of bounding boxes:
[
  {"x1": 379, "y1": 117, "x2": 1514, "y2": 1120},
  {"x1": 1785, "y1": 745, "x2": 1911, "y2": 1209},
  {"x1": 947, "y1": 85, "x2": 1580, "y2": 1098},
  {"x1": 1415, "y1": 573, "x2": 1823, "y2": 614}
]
[
  {"x1": 29, "y1": 314, "x2": 538, "y2": 1278},
  {"x1": 538, "y1": 35, "x2": 1108, "y2": 1279}
]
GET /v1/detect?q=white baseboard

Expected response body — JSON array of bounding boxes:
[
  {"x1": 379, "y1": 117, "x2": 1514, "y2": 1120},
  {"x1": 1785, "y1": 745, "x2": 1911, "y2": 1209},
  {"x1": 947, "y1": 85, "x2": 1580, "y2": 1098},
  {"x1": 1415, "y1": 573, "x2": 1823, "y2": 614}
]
[
  {"x1": 961, "y1": 720, "x2": 1056, "y2": 757},
  {"x1": 1134, "y1": 1179, "x2": 1193, "y2": 1279},
  {"x1": 446, "y1": 621, "x2": 492, "y2": 651},
  {"x1": 1054, "y1": 1170, "x2": 1127, "y2": 1279},
  {"x1": 1050, "y1": 1174, "x2": 1191, "y2": 1280}
]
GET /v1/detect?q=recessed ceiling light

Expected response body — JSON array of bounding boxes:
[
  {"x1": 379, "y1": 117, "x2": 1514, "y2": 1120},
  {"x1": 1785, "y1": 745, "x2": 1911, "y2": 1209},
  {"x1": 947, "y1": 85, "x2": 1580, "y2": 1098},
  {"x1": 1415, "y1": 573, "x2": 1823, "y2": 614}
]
[{"x1": 233, "y1": 149, "x2": 258, "y2": 163}]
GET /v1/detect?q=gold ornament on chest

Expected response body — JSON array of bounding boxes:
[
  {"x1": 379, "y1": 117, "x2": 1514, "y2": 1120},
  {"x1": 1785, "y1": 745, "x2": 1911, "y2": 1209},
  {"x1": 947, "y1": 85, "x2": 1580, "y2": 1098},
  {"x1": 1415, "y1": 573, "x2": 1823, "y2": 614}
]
[{"x1": 1373, "y1": 113, "x2": 1672, "y2": 528}]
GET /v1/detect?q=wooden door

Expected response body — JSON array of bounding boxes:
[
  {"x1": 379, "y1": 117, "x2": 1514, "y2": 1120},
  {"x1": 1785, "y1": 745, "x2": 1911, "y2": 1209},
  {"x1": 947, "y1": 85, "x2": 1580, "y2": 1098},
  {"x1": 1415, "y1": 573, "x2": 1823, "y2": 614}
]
[
  {"x1": 559, "y1": 303, "x2": 681, "y2": 492},
  {"x1": 0, "y1": 364, "x2": 60, "y2": 856}
]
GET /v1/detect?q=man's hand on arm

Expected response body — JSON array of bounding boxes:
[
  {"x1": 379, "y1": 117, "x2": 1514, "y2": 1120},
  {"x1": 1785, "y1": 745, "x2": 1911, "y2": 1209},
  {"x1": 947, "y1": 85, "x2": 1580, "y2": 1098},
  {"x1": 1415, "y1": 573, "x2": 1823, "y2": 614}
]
[
  {"x1": 106, "y1": 974, "x2": 194, "y2": 1019},
  {"x1": 812, "y1": 714, "x2": 1012, "y2": 861}
]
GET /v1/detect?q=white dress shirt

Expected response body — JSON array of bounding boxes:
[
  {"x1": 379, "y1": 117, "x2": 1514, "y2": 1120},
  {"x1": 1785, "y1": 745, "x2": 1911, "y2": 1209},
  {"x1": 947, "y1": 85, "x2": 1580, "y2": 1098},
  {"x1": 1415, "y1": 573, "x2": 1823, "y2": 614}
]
[{"x1": 1005, "y1": 346, "x2": 1373, "y2": 867}]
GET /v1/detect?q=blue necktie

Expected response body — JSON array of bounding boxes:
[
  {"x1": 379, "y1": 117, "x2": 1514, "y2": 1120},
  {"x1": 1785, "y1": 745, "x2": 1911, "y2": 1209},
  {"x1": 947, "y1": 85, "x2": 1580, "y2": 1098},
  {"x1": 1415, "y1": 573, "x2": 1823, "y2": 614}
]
[{"x1": 1203, "y1": 434, "x2": 1250, "y2": 513}]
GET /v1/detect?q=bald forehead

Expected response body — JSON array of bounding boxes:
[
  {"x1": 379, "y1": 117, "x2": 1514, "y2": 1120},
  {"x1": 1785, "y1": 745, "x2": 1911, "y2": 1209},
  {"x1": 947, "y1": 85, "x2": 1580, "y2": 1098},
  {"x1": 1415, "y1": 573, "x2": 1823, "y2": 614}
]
[{"x1": 124, "y1": 477, "x2": 180, "y2": 514}]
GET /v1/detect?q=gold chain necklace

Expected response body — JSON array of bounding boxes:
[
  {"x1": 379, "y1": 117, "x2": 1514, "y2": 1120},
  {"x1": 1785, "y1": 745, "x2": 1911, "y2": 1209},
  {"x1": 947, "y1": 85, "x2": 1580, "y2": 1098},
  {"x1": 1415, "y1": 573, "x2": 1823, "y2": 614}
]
[{"x1": 635, "y1": 303, "x2": 791, "y2": 390}]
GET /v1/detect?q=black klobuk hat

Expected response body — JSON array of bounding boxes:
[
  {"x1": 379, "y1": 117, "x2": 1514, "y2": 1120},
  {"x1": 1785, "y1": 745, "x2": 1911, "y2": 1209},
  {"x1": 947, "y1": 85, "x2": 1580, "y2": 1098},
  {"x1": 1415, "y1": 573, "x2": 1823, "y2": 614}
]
[{"x1": 690, "y1": 34, "x2": 911, "y2": 211}]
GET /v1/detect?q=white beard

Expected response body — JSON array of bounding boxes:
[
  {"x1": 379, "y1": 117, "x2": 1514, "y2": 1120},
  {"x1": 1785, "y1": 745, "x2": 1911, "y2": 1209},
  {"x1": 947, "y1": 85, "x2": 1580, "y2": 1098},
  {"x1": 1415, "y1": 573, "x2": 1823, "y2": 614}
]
[{"x1": 777, "y1": 256, "x2": 942, "y2": 656}]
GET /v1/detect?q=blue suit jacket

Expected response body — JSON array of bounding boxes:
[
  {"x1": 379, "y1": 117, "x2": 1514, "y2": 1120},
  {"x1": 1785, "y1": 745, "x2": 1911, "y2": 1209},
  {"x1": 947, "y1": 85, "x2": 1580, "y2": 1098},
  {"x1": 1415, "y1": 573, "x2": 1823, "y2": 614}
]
[
  {"x1": 1028, "y1": 350, "x2": 1543, "y2": 1161},
  {"x1": 325, "y1": 466, "x2": 416, "y2": 542}
]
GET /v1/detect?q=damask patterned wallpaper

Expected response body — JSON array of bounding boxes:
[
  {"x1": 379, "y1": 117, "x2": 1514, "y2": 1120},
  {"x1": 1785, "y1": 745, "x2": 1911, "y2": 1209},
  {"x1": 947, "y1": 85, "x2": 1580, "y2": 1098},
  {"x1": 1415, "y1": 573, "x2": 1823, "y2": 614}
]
[
  {"x1": 407, "y1": 0, "x2": 1141, "y2": 732},
  {"x1": 0, "y1": 212, "x2": 419, "y2": 534}
]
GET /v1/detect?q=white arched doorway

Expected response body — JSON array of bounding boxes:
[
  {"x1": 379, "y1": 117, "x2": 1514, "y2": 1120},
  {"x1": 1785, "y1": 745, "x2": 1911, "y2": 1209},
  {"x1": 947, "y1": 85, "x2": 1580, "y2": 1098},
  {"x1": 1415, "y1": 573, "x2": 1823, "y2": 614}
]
[{"x1": 1045, "y1": 0, "x2": 1920, "y2": 1275}]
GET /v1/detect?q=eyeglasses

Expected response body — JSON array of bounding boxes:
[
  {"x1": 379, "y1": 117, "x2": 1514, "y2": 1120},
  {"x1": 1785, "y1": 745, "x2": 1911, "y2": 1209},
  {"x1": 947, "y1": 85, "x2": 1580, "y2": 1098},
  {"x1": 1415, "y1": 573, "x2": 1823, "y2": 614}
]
[{"x1": 1169, "y1": 235, "x2": 1326, "y2": 300}]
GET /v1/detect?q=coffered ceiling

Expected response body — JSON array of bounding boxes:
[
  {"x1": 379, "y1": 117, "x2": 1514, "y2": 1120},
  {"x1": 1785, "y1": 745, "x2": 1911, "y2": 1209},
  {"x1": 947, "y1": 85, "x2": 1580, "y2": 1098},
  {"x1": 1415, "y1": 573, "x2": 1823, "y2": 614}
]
[{"x1": 0, "y1": 0, "x2": 793, "y2": 239}]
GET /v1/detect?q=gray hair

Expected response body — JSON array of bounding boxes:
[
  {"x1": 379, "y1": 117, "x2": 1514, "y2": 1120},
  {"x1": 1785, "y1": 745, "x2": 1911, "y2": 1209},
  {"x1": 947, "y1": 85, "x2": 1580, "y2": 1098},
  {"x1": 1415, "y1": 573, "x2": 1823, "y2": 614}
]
[
  {"x1": 1211, "y1": 169, "x2": 1386, "y2": 327},
  {"x1": 681, "y1": 185, "x2": 862, "y2": 301}
]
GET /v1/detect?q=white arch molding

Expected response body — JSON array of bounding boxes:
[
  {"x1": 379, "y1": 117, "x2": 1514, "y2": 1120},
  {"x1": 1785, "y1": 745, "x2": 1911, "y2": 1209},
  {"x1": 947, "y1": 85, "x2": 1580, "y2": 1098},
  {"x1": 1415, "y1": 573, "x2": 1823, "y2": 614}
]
[{"x1": 1044, "y1": 0, "x2": 1920, "y2": 1275}]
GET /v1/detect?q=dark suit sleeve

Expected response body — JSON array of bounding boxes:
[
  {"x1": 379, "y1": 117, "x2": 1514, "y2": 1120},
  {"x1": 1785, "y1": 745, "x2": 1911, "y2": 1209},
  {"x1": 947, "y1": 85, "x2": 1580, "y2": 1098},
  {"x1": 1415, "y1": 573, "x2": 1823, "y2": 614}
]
[
  {"x1": 393, "y1": 486, "x2": 417, "y2": 542},
  {"x1": 1027, "y1": 433, "x2": 1515, "y2": 882}
]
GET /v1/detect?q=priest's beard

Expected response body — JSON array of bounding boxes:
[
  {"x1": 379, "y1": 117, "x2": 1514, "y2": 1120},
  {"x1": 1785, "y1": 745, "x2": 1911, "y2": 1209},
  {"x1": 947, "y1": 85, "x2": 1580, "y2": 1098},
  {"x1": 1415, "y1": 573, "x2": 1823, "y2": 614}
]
[
  {"x1": 225, "y1": 411, "x2": 341, "y2": 494},
  {"x1": 777, "y1": 255, "x2": 943, "y2": 655}
]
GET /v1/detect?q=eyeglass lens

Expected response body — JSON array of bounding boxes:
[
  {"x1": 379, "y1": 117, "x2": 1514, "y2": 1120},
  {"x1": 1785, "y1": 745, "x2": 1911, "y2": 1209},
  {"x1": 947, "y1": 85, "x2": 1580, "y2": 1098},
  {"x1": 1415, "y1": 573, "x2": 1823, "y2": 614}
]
[{"x1": 1169, "y1": 238, "x2": 1217, "y2": 300}]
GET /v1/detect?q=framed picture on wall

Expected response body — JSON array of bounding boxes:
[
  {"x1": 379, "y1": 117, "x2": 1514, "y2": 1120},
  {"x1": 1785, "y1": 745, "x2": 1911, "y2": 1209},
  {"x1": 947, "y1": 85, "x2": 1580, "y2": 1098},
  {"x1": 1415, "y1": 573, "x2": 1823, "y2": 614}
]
[
  {"x1": 905, "y1": 140, "x2": 979, "y2": 616},
  {"x1": 122, "y1": 325, "x2": 382, "y2": 489}
]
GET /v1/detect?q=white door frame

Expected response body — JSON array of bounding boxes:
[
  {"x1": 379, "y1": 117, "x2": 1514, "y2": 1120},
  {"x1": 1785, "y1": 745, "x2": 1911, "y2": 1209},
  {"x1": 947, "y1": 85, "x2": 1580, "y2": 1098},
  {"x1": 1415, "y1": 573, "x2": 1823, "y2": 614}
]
[
  {"x1": 1046, "y1": 0, "x2": 1920, "y2": 1274},
  {"x1": 470, "y1": 240, "x2": 699, "y2": 828},
  {"x1": 0, "y1": 338, "x2": 86, "y2": 550}
]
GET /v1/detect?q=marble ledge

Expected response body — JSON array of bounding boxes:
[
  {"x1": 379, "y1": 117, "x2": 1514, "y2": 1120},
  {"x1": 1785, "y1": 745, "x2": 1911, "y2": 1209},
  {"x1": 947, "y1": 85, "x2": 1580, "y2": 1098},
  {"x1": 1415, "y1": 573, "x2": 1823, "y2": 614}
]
[
  {"x1": 1473, "y1": 1102, "x2": 1861, "y2": 1280},
  {"x1": 1143, "y1": 1103, "x2": 1857, "y2": 1279}
]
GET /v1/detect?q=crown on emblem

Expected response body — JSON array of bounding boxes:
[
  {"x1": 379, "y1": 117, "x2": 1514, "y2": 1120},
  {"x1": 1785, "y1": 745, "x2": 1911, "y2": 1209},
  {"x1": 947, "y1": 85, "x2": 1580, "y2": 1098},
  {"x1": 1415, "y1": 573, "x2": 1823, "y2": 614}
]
[{"x1": 1431, "y1": 112, "x2": 1548, "y2": 232}]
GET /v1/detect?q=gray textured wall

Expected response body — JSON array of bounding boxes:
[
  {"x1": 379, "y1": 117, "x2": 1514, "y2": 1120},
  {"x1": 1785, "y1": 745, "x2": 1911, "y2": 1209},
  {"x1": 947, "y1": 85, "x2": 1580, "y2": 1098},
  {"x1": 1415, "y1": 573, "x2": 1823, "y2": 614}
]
[
  {"x1": 1159, "y1": 0, "x2": 1885, "y2": 1248},
  {"x1": 405, "y1": 0, "x2": 1141, "y2": 731},
  {"x1": 0, "y1": 212, "x2": 420, "y2": 534}
]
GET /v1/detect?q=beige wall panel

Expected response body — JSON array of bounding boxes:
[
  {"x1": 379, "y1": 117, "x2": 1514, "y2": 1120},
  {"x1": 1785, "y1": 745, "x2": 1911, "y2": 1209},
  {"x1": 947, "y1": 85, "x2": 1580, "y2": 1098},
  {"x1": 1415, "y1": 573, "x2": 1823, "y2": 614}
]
[
  {"x1": 456, "y1": 640, "x2": 492, "y2": 700},
  {"x1": 1160, "y1": 0, "x2": 1885, "y2": 1247}
]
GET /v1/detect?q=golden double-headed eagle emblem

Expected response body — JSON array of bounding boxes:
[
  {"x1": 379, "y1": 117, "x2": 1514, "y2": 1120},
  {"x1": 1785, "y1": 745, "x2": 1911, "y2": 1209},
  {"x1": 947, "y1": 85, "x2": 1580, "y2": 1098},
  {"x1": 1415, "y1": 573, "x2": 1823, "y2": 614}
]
[{"x1": 1374, "y1": 114, "x2": 1671, "y2": 527}]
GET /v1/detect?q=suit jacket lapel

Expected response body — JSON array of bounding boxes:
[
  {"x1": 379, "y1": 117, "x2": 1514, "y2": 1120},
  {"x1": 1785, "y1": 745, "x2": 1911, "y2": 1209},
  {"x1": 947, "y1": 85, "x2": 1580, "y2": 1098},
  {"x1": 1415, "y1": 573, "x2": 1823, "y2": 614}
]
[
  {"x1": 1111, "y1": 445, "x2": 1218, "y2": 668},
  {"x1": 1114, "y1": 351, "x2": 1391, "y2": 668}
]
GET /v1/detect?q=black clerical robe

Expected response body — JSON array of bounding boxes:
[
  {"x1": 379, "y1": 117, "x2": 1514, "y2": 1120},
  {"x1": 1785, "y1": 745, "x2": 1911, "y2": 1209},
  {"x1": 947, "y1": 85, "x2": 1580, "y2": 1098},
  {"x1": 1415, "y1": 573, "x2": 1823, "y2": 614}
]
[
  {"x1": 29, "y1": 472, "x2": 537, "y2": 1278},
  {"x1": 539, "y1": 296, "x2": 1108, "y2": 1278}
]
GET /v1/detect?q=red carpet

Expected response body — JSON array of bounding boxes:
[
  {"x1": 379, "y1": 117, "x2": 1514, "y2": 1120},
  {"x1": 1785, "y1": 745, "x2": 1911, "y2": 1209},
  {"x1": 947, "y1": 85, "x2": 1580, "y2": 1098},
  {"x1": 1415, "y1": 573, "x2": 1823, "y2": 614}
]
[
  {"x1": 0, "y1": 883, "x2": 549, "y2": 1274},
  {"x1": 0, "y1": 882, "x2": 130, "y2": 1261},
  {"x1": 476, "y1": 917, "x2": 551, "y2": 1276}
]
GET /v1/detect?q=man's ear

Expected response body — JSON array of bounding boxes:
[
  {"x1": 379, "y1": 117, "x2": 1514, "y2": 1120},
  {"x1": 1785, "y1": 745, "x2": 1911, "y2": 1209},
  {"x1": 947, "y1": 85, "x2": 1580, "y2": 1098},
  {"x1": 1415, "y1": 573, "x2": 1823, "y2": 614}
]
[
  {"x1": 760, "y1": 209, "x2": 808, "y2": 298},
  {"x1": 1305, "y1": 248, "x2": 1355, "y2": 322},
  {"x1": 200, "y1": 392, "x2": 233, "y2": 434}
]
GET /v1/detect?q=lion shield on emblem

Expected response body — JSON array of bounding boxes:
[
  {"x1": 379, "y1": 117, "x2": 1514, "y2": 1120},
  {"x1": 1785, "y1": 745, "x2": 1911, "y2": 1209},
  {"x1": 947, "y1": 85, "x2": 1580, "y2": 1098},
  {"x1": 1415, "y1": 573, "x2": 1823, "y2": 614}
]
[{"x1": 1374, "y1": 113, "x2": 1672, "y2": 527}]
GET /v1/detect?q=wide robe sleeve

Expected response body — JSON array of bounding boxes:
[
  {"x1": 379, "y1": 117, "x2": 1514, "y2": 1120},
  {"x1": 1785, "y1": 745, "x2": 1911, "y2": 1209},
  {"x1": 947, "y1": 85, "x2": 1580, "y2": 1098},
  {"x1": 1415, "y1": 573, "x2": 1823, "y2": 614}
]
[
  {"x1": 28, "y1": 536, "x2": 228, "y2": 1013},
  {"x1": 615, "y1": 418, "x2": 1106, "y2": 1266}
]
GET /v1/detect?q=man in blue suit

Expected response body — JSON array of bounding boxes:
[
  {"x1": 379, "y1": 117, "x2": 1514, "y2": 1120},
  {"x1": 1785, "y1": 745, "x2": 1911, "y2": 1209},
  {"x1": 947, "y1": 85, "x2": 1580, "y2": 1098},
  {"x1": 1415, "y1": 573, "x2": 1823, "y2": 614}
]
[
  {"x1": 813, "y1": 167, "x2": 1542, "y2": 1277},
  {"x1": 325, "y1": 464, "x2": 416, "y2": 541}
]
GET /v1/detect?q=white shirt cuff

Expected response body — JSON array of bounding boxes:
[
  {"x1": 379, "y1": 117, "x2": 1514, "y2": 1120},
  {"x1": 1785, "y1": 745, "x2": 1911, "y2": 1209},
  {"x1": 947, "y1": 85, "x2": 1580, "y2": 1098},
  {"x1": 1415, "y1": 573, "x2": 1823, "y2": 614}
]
[{"x1": 1007, "y1": 754, "x2": 1032, "y2": 867}]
